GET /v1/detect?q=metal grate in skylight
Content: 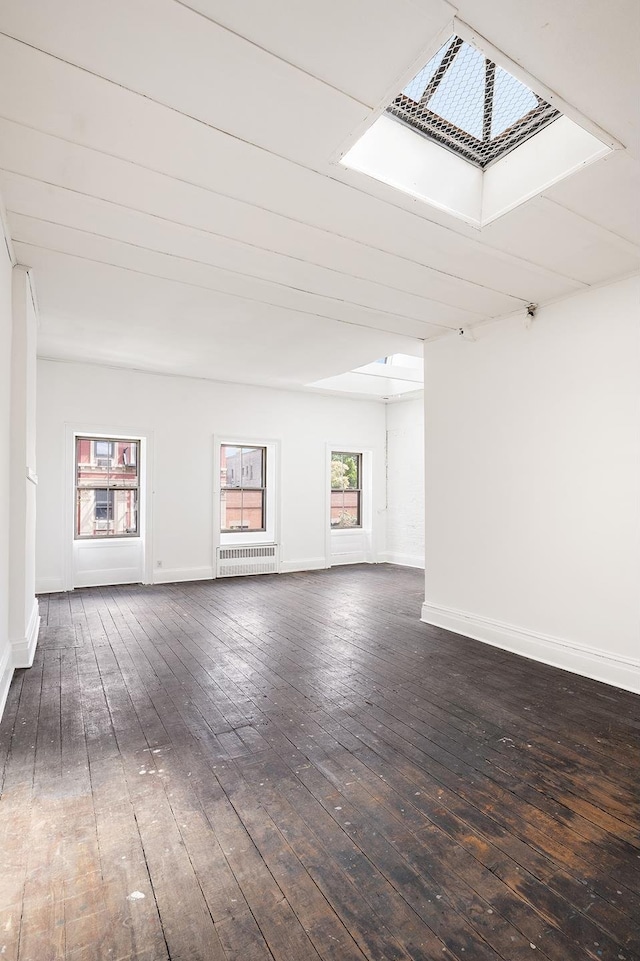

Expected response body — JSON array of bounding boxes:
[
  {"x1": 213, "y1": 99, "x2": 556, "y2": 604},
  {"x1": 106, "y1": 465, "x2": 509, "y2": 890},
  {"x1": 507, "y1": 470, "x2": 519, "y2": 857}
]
[{"x1": 386, "y1": 36, "x2": 561, "y2": 168}]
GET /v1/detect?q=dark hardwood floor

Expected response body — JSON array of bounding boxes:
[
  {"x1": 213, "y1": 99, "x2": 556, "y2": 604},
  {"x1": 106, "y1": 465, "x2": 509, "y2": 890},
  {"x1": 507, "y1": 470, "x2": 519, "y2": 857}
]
[{"x1": 0, "y1": 565, "x2": 638, "y2": 961}]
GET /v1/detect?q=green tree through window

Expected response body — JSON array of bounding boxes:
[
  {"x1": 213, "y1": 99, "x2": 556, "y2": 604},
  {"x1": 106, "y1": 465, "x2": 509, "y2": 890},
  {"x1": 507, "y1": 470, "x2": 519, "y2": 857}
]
[{"x1": 330, "y1": 452, "x2": 362, "y2": 528}]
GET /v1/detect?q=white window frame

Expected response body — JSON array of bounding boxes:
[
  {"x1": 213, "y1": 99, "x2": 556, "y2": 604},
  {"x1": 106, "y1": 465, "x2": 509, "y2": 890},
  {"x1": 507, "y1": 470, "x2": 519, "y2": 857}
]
[
  {"x1": 220, "y1": 443, "x2": 267, "y2": 534},
  {"x1": 329, "y1": 450, "x2": 363, "y2": 530},
  {"x1": 213, "y1": 435, "x2": 280, "y2": 549},
  {"x1": 325, "y1": 443, "x2": 375, "y2": 567},
  {"x1": 74, "y1": 436, "x2": 141, "y2": 540},
  {"x1": 64, "y1": 424, "x2": 154, "y2": 591}
]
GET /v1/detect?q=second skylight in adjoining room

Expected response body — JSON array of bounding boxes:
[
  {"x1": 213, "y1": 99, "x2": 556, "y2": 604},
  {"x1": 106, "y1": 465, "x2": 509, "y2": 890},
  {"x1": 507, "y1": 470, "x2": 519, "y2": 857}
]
[
  {"x1": 388, "y1": 35, "x2": 560, "y2": 169},
  {"x1": 308, "y1": 353, "x2": 423, "y2": 401}
]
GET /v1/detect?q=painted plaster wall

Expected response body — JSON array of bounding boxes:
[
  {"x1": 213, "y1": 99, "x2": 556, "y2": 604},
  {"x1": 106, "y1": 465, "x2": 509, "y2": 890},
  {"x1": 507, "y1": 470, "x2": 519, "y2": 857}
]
[
  {"x1": 36, "y1": 360, "x2": 389, "y2": 590},
  {"x1": 422, "y1": 275, "x2": 640, "y2": 691},
  {"x1": 385, "y1": 396, "x2": 425, "y2": 569},
  {"x1": 0, "y1": 221, "x2": 12, "y2": 714}
]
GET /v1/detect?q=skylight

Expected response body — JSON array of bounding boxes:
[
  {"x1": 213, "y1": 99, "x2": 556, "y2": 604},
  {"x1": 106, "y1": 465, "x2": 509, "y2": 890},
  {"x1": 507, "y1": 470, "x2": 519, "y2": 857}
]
[
  {"x1": 340, "y1": 30, "x2": 611, "y2": 226},
  {"x1": 387, "y1": 36, "x2": 561, "y2": 168},
  {"x1": 308, "y1": 353, "x2": 423, "y2": 400}
]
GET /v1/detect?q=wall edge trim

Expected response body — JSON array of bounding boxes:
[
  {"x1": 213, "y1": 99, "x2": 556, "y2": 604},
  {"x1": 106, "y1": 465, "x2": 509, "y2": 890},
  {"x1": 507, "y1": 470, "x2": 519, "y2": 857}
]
[
  {"x1": 36, "y1": 577, "x2": 66, "y2": 595},
  {"x1": 383, "y1": 552, "x2": 425, "y2": 569},
  {"x1": 421, "y1": 601, "x2": 640, "y2": 694},
  {"x1": 280, "y1": 558, "x2": 328, "y2": 574},
  {"x1": 0, "y1": 644, "x2": 14, "y2": 724},
  {"x1": 152, "y1": 566, "x2": 215, "y2": 585},
  {"x1": 11, "y1": 599, "x2": 40, "y2": 669}
]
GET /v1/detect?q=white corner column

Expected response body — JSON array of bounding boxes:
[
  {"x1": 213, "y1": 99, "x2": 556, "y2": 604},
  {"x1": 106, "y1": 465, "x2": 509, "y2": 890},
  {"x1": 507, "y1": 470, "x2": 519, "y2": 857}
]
[{"x1": 9, "y1": 266, "x2": 39, "y2": 668}]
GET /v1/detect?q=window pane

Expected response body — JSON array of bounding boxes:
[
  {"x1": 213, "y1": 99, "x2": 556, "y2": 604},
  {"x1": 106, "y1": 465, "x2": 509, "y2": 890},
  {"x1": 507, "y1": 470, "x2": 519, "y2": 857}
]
[
  {"x1": 342, "y1": 454, "x2": 360, "y2": 489},
  {"x1": 76, "y1": 489, "x2": 138, "y2": 536},
  {"x1": 221, "y1": 488, "x2": 243, "y2": 530},
  {"x1": 77, "y1": 437, "x2": 108, "y2": 487},
  {"x1": 76, "y1": 437, "x2": 139, "y2": 489},
  {"x1": 94, "y1": 440, "x2": 111, "y2": 462},
  {"x1": 241, "y1": 447, "x2": 264, "y2": 488},
  {"x1": 331, "y1": 455, "x2": 347, "y2": 490},
  {"x1": 77, "y1": 488, "x2": 112, "y2": 537},
  {"x1": 331, "y1": 452, "x2": 360, "y2": 490},
  {"x1": 330, "y1": 490, "x2": 345, "y2": 526},
  {"x1": 330, "y1": 490, "x2": 360, "y2": 528},
  {"x1": 109, "y1": 441, "x2": 139, "y2": 488},
  {"x1": 220, "y1": 490, "x2": 265, "y2": 531},
  {"x1": 221, "y1": 445, "x2": 242, "y2": 488},
  {"x1": 242, "y1": 490, "x2": 264, "y2": 531},
  {"x1": 112, "y1": 489, "x2": 138, "y2": 535}
]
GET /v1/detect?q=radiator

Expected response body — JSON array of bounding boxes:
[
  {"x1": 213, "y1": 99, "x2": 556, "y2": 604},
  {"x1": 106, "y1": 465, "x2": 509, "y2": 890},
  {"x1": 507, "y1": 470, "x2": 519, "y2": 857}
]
[{"x1": 216, "y1": 544, "x2": 279, "y2": 578}]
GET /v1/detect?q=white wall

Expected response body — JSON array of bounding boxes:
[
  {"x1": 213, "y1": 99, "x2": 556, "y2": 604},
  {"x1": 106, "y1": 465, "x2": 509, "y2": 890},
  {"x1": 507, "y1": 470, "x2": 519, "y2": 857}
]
[
  {"x1": 385, "y1": 396, "x2": 425, "y2": 568},
  {"x1": 422, "y1": 275, "x2": 640, "y2": 692},
  {"x1": 9, "y1": 266, "x2": 39, "y2": 667},
  {"x1": 36, "y1": 360, "x2": 388, "y2": 590},
  {"x1": 0, "y1": 218, "x2": 13, "y2": 716},
  {"x1": 0, "y1": 218, "x2": 39, "y2": 720}
]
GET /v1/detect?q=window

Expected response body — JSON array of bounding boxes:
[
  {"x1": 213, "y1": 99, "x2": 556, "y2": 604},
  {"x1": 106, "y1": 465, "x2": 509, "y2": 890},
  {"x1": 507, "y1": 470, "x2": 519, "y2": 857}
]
[
  {"x1": 220, "y1": 445, "x2": 266, "y2": 532},
  {"x1": 75, "y1": 437, "x2": 140, "y2": 538},
  {"x1": 386, "y1": 35, "x2": 560, "y2": 168},
  {"x1": 331, "y1": 452, "x2": 362, "y2": 529}
]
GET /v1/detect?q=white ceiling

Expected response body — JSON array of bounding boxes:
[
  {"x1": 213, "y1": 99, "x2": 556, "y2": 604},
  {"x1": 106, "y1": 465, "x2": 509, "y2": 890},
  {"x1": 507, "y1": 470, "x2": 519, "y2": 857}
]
[{"x1": 0, "y1": 0, "x2": 637, "y2": 393}]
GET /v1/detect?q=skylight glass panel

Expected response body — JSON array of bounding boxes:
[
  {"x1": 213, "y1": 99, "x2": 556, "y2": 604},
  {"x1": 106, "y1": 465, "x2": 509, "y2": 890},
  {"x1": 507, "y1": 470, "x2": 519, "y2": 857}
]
[
  {"x1": 401, "y1": 41, "x2": 450, "y2": 103},
  {"x1": 428, "y1": 42, "x2": 485, "y2": 139},
  {"x1": 491, "y1": 66, "x2": 539, "y2": 137},
  {"x1": 387, "y1": 36, "x2": 561, "y2": 168}
]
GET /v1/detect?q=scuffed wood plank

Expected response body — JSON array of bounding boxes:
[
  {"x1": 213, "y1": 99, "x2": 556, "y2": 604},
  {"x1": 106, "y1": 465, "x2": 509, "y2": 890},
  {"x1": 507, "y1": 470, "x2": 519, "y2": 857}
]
[{"x1": 0, "y1": 569, "x2": 637, "y2": 961}]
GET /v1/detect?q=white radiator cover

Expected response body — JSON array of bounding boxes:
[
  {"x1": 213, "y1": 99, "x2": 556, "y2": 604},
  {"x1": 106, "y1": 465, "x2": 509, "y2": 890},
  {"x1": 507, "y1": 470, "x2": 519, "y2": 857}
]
[{"x1": 216, "y1": 544, "x2": 279, "y2": 578}]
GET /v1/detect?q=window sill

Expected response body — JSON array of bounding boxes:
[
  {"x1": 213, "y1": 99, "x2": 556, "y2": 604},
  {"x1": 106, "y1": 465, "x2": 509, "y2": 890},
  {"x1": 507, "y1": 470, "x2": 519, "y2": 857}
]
[{"x1": 74, "y1": 536, "x2": 142, "y2": 546}]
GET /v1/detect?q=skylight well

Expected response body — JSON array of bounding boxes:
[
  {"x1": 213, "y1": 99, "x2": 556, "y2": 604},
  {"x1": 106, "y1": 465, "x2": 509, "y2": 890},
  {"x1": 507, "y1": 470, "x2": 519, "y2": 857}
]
[
  {"x1": 308, "y1": 353, "x2": 423, "y2": 400},
  {"x1": 388, "y1": 36, "x2": 560, "y2": 168},
  {"x1": 339, "y1": 31, "x2": 612, "y2": 226}
]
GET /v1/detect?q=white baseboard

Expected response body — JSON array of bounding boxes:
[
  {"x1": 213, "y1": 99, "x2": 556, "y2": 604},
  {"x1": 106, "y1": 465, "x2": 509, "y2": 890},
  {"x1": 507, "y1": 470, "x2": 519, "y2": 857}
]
[
  {"x1": 11, "y1": 599, "x2": 40, "y2": 669},
  {"x1": 421, "y1": 602, "x2": 640, "y2": 694},
  {"x1": 75, "y1": 567, "x2": 143, "y2": 588},
  {"x1": 153, "y1": 566, "x2": 214, "y2": 585},
  {"x1": 383, "y1": 552, "x2": 425, "y2": 570},
  {"x1": 0, "y1": 642, "x2": 13, "y2": 724},
  {"x1": 330, "y1": 551, "x2": 369, "y2": 567},
  {"x1": 36, "y1": 576, "x2": 66, "y2": 594},
  {"x1": 279, "y1": 557, "x2": 327, "y2": 574}
]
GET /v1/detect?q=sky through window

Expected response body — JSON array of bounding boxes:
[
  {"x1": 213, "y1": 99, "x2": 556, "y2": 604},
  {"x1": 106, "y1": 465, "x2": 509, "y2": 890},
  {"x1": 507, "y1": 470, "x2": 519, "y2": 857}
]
[{"x1": 389, "y1": 36, "x2": 560, "y2": 168}]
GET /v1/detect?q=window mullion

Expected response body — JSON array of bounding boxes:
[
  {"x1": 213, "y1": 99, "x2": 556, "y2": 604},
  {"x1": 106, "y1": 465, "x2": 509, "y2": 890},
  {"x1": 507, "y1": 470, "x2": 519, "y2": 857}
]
[
  {"x1": 483, "y1": 59, "x2": 495, "y2": 143},
  {"x1": 418, "y1": 36, "x2": 463, "y2": 109}
]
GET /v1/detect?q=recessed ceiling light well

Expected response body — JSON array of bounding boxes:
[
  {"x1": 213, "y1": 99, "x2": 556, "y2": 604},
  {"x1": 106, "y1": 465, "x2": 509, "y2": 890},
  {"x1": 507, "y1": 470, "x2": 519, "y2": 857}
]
[{"x1": 339, "y1": 26, "x2": 615, "y2": 227}]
